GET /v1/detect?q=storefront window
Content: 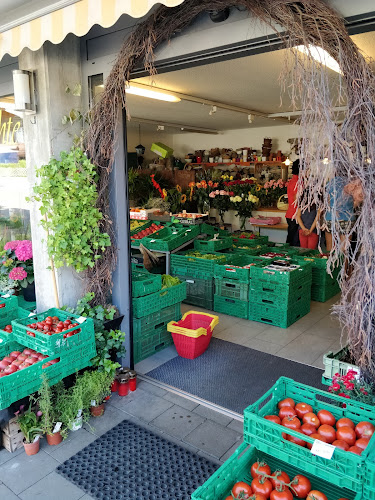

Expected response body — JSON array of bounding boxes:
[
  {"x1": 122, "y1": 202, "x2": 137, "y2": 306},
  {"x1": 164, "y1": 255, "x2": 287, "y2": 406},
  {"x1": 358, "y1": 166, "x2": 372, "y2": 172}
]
[
  {"x1": 89, "y1": 74, "x2": 104, "y2": 107},
  {"x1": 0, "y1": 95, "x2": 30, "y2": 246}
]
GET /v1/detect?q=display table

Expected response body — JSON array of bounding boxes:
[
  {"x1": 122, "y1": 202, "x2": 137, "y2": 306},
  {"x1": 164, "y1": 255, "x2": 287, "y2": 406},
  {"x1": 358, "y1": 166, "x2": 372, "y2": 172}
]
[{"x1": 249, "y1": 208, "x2": 288, "y2": 242}]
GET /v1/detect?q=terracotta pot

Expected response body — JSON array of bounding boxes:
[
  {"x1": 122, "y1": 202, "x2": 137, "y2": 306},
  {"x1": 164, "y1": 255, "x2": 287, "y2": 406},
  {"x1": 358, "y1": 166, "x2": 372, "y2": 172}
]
[
  {"x1": 46, "y1": 431, "x2": 63, "y2": 445},
  {"x1": 90, "y1": 403, "x2": 105, "y2": 417},
  {"x1": 23, "y1": 438, "x2": 40, "y2": 456}
]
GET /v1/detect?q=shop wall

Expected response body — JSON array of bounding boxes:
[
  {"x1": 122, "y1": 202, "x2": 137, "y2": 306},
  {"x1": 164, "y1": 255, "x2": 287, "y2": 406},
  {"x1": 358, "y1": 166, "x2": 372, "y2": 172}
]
[
  {"x1": 127, "y1": 124, "x2": 173, "y2": 162},
  {"x1": 172, "y1": 123, "x2": 299, "y2": 159}
]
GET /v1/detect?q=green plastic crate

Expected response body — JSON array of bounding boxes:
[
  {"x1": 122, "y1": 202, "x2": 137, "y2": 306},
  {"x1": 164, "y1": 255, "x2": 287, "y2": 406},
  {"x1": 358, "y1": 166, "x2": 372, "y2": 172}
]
[
  {"x1": 266, "y1": 242, "x2": 290, "y2": 249},
  {"x1": 130, "y1": 219, "x2": 151, "y2": 236},
  {"x1": 248, "y1": 298, "x2": 310, "y2": 328},
  {"x1": 200, "y1": 222, "x2": 229, "y2": 237},
  {"x1": 250, "y1": 259, "x2": 312, "y2": 286},
  {"x1": 194, "y1": 236, "x2": 232, "y2": 252},
  {"x1": 311, "y1": 281, "x2": 341, "y2": 302},
  {"x1": 363, "y1": 446, "x2": 375, "y2": 500},
  {"x1": 231, "y1": 234, "x2": 269, "y2": 246},
  {"x1": 231, "y1": 243, "x2": 267, "y2": 255},
  {"x1": 214, "y1": 295, "x2": 248, "y2": 319},
  {"x1": 130, "y1": 221, "x2": 163, "y2": 247},
  {"x1": 16, "y1": 295, "x2": 37, "y2": 312},
  {"x1": 171, "y1": 251, "x2": 227, "y2": 280},
  {"x1": 0, "y1": 340, "x2": 95, "y2": 410},
  {"x1": 176, "y1": 275, "x2": 214, "y2": 309},
  {"x1": 243, "y1": 376, "x2": 375, "y2": 492},
  {"x1": 322, "y1": 345, "x2": 359, "y2": 384},
  {"x1": 11, "y1": 308, "x2": 95, "y2": 355},
  {"x1": 132, "y1": 271, "x2": 162, "y2": 298},
  {"x1": 260, "y1": 246, "x2": 299, "y2": 257},
  {"x1": 214, "y1": 255, "x2": 266, "y2": 283},
  {"x1": 0, "y1": 294, "x2": 18, "y2": 328},
  {"x1": 0, "y1": 306, "x2": 32, "y2": 341},
  {"x1": 192, "y1": 442, "x2": 360, "y2": 500},
  {"x1": 215, "y1": 278, "x2": 249, "y2": 301},
  {"x1": 142, "y1": 224, "x2": 200, "y2": 251},
  {"x1": 134, "y1": 328, "x2": 173, "y2": 364},
  {"x1": 250, "y1": 281, "x2": 311, "y2": 307},
  {"x1": 133, "y1": 303, "x2": 181, "y2": 337},
  {"x1": 132, "y1": 282, "x2": 186, "y2": 318}
]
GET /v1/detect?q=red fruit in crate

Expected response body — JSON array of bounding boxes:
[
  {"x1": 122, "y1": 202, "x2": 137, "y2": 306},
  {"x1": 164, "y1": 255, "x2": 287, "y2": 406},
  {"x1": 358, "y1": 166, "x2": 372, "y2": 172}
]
[
  {"x1": 355, "y1": 421, "x2": 375, "y2": 439},
  {"x1": 270, "y1": 490, "x2": 293, "y2": 500},
  {"x1": 336, "y1": 418, "x2": 355, "y2": 430},
  {"x1": 4, "y1": 325, "x2": 12, "y2": 332},
  {"x1": 23, "y1": 349, "x2": 32, "y2": 356},
  {"x1": 317, "y1": 424, "x2": 336, "y2": 444},
  {"x1": 301, "y1": 423, "x2": 317, "y2": 436},
  {"x1": 42, "y1": 362, "x2": 52, "y2": 368},
  {"x1": 332, "y1": 439, "x2": 350, "y2": 451},
  {"x1": 278, "y1": 398, "x2": 295, "y2": 409},
  {"x1": 302, "y1": 413, "x2": 320, "y2": 428},
  {"x1": 287, "y1": 430, "x2": 306, "y2": 447},
  {"x1": 9, "y1": 351, "x2": 20, "y2": 359},
  {"x1": 270, "y1": 470, "x2": 290, "y2": 490},
  {"x1": 279, "y1": 407, "x2": 297, "y2": 419},
  {"x1": 4, "y1": 365, "x2": 17, "y2": 374},
  {"x1": 49, "y1": 358, "x2": 60, "y2": 364},
  {"x1": 317, "y1": 410, "x2": 336, "y2": 427},
  {"x1": 64, "y1": 319, "x2": 72, "y2": 326},
  {"x1": 336, "y1": 426, "x2": 357, "y2": 446},
  {"x1": 356, "y1": 437, "x2": 370, "y2": 450},
  {"x1": 0, "y1": 360, "x2": 10, "y2": 370},
  {"x1": 3, "y1": 356, "x2": 12, "y2": 364},
  {"x1": 291, "y1": 474, "x2": 311, "y2": 498},
  {"x1": 306, "y1": 491, "x2": 328, "y2": 500},
  {"x1": 18, "y1": 354, "x2": 27, "y2": 361},
  {"x1": 282, "y1": 416, "x2": 301, "y2": 431},
  {"x1": 307, "y1": 433, "x2": 327, "y2": 450},
  {"x1": 231, "y1": 481, "x2": 253, "y2": 498},
  {"x1": 250, "y1": 461, "x2": 271, "y2": 479},
  {"x1": 264, "y1": 415, "x2": 281, "y2": 425},
  {"x1": 11, "y1": 360, "x2": 22, "y2": 367},
  {"x1": 348, "y1": 445, "x2": 363, "y2": 455},
  {"x1": 295, "y1": 402, "x2": 313, "y2": 419}
]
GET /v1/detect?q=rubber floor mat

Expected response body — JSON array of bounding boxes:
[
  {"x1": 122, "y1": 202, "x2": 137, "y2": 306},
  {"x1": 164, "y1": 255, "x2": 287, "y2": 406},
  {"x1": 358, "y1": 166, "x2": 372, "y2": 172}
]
[
  {"x1": 146, "y1": 337, "x2": 325, "y2": 414},
  {"x1": 56, "y1": 420, "x2": 218, "y2": 500}
]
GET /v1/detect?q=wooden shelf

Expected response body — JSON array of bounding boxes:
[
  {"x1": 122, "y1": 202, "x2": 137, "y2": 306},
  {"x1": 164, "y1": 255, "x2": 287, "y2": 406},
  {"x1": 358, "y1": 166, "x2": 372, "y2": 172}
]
[
  {"x1": 190, "y1": 161, "x2": 286, "y2": 168},
  {"x1": 255, "y1": 207, "x2": 287, "y2": 213},
  {"x1": 251, "y1": 223, "x2": 288, "y2": 230}
]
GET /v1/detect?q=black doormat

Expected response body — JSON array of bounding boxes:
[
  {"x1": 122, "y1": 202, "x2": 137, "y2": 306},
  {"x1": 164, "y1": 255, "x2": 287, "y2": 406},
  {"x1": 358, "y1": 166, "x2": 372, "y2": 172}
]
[
  {"x1": 56, "y1": 420, "x2": 218, "y2": 500},
  {"x1": 146, "y1": 338, "x2": 324, "y2": 414}
]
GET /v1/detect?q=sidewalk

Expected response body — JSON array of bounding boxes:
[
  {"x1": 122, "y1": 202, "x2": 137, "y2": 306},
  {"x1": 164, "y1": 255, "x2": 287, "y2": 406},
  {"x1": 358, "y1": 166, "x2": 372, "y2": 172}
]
[{"x1": 0, "y1": 380, "x2": 243, "y2": 499}]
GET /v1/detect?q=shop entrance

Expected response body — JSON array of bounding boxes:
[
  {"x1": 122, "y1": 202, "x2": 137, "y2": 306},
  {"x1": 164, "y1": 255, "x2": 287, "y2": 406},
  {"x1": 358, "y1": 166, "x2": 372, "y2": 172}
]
[{"x1": 124, "y1": 29, "x2": 375, "y2": 413}]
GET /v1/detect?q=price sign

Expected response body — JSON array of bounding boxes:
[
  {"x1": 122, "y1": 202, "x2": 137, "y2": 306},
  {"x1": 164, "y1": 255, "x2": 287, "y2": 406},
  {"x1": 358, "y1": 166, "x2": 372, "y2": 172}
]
[{"x1": 310, "y1": 440, "x2": 335, "y2": 459}]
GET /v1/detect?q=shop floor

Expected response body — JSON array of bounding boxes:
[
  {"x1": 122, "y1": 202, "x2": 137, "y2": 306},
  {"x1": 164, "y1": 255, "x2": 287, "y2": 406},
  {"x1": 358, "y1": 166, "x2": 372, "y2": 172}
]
[
  {"x1": 146, "y1": 337, "x2": 324, "y2": 414},
  {"x1": 57, "y1": 420, "x2": 218, "y2": 500}
]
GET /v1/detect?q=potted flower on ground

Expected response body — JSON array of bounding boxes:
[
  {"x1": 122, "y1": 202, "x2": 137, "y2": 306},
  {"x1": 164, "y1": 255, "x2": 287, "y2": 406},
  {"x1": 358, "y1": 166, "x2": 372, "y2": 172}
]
[
  {"x1": 16, "y1": 404, "x2": 43, "y2": 456},
  {"x1": 78, "y1": 370, "x2": 113, "y2": 417},
  {"x1": 38, "y1": 376, "x2": 68, "y2": 445}
]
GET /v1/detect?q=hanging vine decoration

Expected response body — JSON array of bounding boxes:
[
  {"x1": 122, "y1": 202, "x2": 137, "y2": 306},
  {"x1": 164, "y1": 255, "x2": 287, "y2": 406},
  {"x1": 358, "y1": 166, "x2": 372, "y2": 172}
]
[{"x1": 86, "y1": 0, "x2": 375, "y2": 378}]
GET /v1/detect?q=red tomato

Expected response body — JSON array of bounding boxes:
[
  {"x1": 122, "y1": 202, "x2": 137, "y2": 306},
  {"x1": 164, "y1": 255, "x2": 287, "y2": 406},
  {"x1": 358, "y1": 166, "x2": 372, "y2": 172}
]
[
  {"x1": 64, "y1": 319, "x2": 72, "y2": 326},
  {"x1": 317, "y1": 424, "x2": 336, "y2": 444},
  {"x1": 336, "y1": 426, "x2": 357, "y2": 446},
  {"x1": 3, "y1": 356, "x2": 12, "y2": 364},
  {"x1": 232, "y1": 482, "x2": 253, "y2": 498},
  {"x1": 291, "y1": 475, "x2": 311, "y2": 498},
  {"x1": 17, "y1": 354, "x2": 27, "y2": 361},
  {"x1": 251, "y1": 461, "x2": 271, "y2": 479},
  {"x1": 302, "y1": 413, "x2": 320, "y2": 428},
  {"x1": 355, "y1": 421, "x2": 375, "y2": 439},
  {"x1": 295, "y1": 402, "x2": 313, "y2": 419},
  {"x1": 23, "y1": 349, "x2": 32, "y2": 355},
  {"x1": 4, "y1": 365, "x2": 17, "y2": 374},
  {"x1": 52, "y1": 316, "x2": 59, "y2": 321},
  {"x1": 270, "y1": 471, "x2": 290, "y2": 490},
  {"x1": 287, "y1": 430, "x2": 306, "y2": 447},
  {"x1": 306, "y1": 491, "x2": 328, "y2": 500},
  {"x1": 306, "y1": 433, "x2": 327, "y2": 450},
  {"x1": 301, "y1": 423, "x2": 317, "y2": 436},
  {"x1": 49, "y1": 358, "x2": 60, "y2": 364},
  {"x1": 251, "y1": 477, "x2": 273, "y2": 498},
  {"x1": 270, "y1": 490, "x2": 293, "y2": 500},
  {"x1": 356, "y1": 437, "x2": 370, "y2": 450},
  {"x1": 264, "y1": 415, "x2": 281, "y2": 425},
  {"x1": 248, "y1": 496, "x2": 266, "y2": 500},
  {"x1": 332, "y1": 439, "x2": 350, "y2": 451},
  {"x1": 24, "y1": 357, "x2": 35, "y2": 365},
  {"x1": 336, "y1": 418, "x2": 355, "y2": 430},
  {"x1": 278, "y1": 398, "x2": 295, "y2": 410},
  {"x1": 349, "y1": 446, "x2": 363, "y2": 455},
  {"x1": 317, "y1": 410, "x2": 336, "y2": 427},
  {"x1": 282, "y1": 416, "x2": 301, "y2": 431},
  {"x1": 11, "y1": 360, "x2": 22, "y2": 367},
  {"x1": 18, "y1": 363, "x2": 29, "y2": 370},
  {"x1": 0, "y1": 360, "x2": 10, "y2": 370},
  {"x1": 279, "y1": 407, "x2": 297, "y2": 419}
]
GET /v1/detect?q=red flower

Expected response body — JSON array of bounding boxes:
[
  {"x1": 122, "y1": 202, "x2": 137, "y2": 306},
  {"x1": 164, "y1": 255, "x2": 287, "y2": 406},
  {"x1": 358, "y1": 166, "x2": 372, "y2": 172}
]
[{"x1": 330, "y1": 383, "x2": 340, "y2": 391}]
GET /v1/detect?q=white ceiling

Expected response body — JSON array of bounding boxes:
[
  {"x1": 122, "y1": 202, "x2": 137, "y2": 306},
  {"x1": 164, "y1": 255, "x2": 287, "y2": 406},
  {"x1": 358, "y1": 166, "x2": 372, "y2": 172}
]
[{"x1": 128, "y1": 30, "x2": 375, "y2": 133}]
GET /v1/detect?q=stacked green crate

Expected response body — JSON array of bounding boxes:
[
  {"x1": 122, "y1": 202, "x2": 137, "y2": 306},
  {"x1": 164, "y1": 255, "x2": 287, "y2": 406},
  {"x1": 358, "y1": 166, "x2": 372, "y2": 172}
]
[
  {"x1": 132, "y1": 269, "x2": 185, "y2": 363},
  {"x1": 248, "y1": 259, "x2": 312, "y2": 328},
  {"x1": 295, "y1": 255, "x2": 341, "y2": 302}
]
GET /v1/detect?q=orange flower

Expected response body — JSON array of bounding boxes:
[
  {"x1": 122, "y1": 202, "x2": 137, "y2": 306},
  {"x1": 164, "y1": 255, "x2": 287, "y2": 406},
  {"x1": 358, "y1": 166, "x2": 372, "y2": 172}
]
[
  {"x1": 213, "y1": 182, "x2": 219, "y2": 188},
  {"x1": 196, "y1": 182, "x2": 202, "y2": 189},
  {"x1": 201, "y1": 180, "x2": 207, "y2": 188},
  {"x1": 208, "y1": 180, "x2": 213, "y2": 187},
  {"x1": 189, "y1": 182, "x2": 195, "y2": 188}
]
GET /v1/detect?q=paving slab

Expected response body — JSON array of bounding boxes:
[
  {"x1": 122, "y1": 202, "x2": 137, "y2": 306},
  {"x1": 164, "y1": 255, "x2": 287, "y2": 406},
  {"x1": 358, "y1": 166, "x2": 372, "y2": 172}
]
[
  {"x1": 43, "y1": 428, "x2": 97, "y2": 463},
  {"x1": 121, "y1": 391, "x2": 174, "y2": 422},
  {"x1": 193, "y1": 405, "x2": 233, "y2": 427},
  {"x1": 0, "y1": 445, "x2": 23, "y2": 466},
  {"x1": 227, "y1": 418, "x2": 244, "y2": 434},
  {"x1": 151, "y1": 404, "x2": 205, "y2": 439},
  {"x1": 138, "y1": 380, "x2": 168, "y2": 397},
  {"x1": 163, "y1": 391, "x2": 199, "y2": 411},
  {"x1": 0, "y1": 483, "x2": 19, "y2": 500},
  {"x1": 19, "y1": 471, "x2": 84, "y2": 500},
  {"x1": 84, "y1": 404, "x2": 127, "y2": 436},
  {"x1": 184, "y1": 420, "x2": 242, "y2": 459},
  {"x1": 0, "y1": 449, "x2": 59, "y2": 495}
]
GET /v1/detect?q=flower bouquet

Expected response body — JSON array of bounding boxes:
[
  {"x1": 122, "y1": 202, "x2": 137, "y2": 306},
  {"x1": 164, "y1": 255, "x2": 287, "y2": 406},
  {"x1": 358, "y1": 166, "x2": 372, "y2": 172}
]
[
  {"x1": 230, "y1": 193, "x2": 260, "y2": 229},
  {"x1": 0, "y1": 240, "x2": 34, "y2": 293}
]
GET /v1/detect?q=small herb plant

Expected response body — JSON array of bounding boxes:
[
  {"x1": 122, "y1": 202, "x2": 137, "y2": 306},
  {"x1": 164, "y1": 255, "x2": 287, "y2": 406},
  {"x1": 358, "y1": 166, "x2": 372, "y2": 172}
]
[
  {"x1": 16, "y1": 405, "x2": 43, "y2": 443},
  {"x1": 77, "y1": 370, "x2": 113, "y2": 407},
  {"x1": 62, "y1": 292, "x2": 116, "y2": 330},
  {"x1": 28, "y1": 147, "x2": 111, "y2": 272},
  {"x1": 37, "y1": 376, "x2": 68, "y2": 439},
  {"x1": 57, "y1": 377, "x2": 89, "y2": 430}
]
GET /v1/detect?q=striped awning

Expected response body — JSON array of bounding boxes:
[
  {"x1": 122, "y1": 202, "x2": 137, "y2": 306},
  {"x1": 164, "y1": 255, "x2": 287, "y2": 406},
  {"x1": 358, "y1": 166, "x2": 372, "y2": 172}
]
[{"x1": 0, "y1": 0, "x2": 185, "y2": 60}]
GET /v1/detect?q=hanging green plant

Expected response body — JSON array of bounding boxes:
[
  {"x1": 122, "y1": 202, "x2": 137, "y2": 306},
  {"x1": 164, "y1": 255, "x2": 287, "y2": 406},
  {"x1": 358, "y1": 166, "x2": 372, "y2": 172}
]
[{"x1": 29, "y1": 147, "x2": 111, "y2": 272}]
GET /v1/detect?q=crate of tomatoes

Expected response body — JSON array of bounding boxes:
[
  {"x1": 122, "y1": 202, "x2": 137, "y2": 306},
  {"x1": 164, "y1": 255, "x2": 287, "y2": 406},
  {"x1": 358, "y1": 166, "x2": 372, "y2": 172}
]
[
  {"x1": 0, "y1": 294, "x2": 18, "y2": 329},
  {"x1": 11, "y1": 308, "x2": 95, "y2": 355},
  {"x1": 0, "y1": 306, "x2": 34, "y2": 341},
  {"x1": 0, "y1": 339, "x2": 96, "y2": 409},
  {"x1": 243, "y1": 377, "x2": 375, "y2": 492},
  {"x1": 192, "y1": 442, "x2": 359, "y2": 500}
]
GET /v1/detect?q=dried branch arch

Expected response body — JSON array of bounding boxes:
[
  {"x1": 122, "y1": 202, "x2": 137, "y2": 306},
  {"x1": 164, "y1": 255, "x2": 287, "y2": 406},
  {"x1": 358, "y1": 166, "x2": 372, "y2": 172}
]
[{"x1": 87, "y1": 0, "x2": 375, "y2": 378}]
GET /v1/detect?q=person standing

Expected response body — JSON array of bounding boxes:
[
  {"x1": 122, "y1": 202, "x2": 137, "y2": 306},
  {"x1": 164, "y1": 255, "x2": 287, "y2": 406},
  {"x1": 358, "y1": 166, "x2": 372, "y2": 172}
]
[
  {"x1": 285, "y1": 158, "x2": 300, "y2": 246},
  {"x1": 296, "y1": 200, "x2": 320, "y2": 249}
]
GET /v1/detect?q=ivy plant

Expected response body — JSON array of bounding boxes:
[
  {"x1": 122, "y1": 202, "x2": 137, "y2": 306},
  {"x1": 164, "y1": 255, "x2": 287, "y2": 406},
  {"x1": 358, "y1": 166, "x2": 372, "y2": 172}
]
[{"x1": 29, "y1": 147, "x2": 111, "y2": 272}]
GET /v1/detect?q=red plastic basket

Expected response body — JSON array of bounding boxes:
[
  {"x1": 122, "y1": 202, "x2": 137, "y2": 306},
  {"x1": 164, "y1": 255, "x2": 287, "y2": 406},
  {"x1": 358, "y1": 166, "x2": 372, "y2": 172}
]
[{"x1": 167, "y1": 311, "x2": 219, "y2": 359}]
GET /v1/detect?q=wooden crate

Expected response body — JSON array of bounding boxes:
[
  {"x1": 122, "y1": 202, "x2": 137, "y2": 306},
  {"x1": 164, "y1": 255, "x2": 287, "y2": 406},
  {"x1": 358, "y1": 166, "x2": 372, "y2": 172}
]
[{"x1": 1, "y1": 417, "x2": 23, "y2": 452}]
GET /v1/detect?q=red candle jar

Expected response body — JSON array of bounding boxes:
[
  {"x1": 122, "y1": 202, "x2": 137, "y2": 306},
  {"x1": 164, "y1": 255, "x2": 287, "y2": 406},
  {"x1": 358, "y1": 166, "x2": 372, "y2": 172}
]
[
  {"x1": 118, "y1": 375, "x2": 130, "y2": 397},
  {"x1": 129, "y1": 370, "x2": 137, "y2": 391},
  {"x1": 111, "y1": 379, "x2": 119, "y2": 392}
]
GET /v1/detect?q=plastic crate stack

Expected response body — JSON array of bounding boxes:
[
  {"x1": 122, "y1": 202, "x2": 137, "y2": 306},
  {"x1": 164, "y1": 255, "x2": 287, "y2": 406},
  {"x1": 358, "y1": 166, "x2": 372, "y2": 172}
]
[
  {"x1": 132, "y1": 266, "x2": 186, "y2": 363},
  {"x1": 322, "y1": 345, "x2": 359, "y2": 386},
  {"x1": 192, "y1": 376, "x2": 375, "y2": 500},
  {"x1": 295, "y1": 255, "x2": 341, "y2": 302},
  {"x1": 248, "y1": 258, "x2": 312, "y2": 328},
  {"x1": 0, "y1": 304, "x2": 96, "y2": 409}
]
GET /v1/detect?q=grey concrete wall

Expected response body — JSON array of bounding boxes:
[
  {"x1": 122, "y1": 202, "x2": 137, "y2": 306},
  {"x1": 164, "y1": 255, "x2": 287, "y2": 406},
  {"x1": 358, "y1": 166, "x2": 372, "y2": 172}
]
[{"x1": 19, "y1": 34, "x2": 84, "y2": 310}]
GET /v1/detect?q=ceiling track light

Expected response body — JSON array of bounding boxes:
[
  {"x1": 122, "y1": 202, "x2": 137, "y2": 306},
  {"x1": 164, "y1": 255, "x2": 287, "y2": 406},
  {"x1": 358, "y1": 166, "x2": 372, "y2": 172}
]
[
  {"x1": 209, "y1": 105, "x2": 217, "y2": 116},
  {"x1": 248, "y1": 114, "x2": 253, "y2": 124}
]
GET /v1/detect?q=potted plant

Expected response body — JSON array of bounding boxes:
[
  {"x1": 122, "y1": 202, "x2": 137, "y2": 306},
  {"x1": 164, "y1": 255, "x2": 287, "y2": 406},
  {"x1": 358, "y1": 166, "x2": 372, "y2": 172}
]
[
  {"x1": 58, "y1": 377, "x2": 88, "y2": 431},
  {"x1": 78, "y1": 370, "x2": 113, "y2": 417},
  {"x1": 16, "y1": 404, "x2": 43, "y2": 456},
  {"x1": 0, "y1": 240, "x2": 34, "y2": 299},
  {"x1": 37, "y1": 376, "x2": 68, "y2": 445}
]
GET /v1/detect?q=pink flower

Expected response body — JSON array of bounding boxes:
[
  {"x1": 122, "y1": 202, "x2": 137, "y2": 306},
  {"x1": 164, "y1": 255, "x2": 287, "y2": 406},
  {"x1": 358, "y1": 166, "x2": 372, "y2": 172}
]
[
  {"x1": 4, "y1": 240, "x2": 21, "y2": 251},
  {"x1": 15, "y1": 240, "x2": 32, "y2": 261},
  {"x1": 209, "y1": 192, "x2": 215, "y2": 198},
  {"x1": 36, "y1": 410, "x2": 43, "y2": 417},
  {"x1": 344, "y1": 382, "x2": 355, "y2": 390},
  {"x1": 9, "y1": 267, "x2": 27, "y2": 281},
  {"x1": 330, "y1": 383, "x2": 340, "y2": 391},
  {"x1": 219, "y1": 190, "x2": 226, "y2": 195}
]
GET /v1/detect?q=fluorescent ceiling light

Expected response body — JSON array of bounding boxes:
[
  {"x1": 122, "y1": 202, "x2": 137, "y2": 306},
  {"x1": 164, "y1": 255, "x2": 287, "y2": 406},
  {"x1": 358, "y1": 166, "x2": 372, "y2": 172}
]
[
  {"x1": 295, "y1": 45, "x2": 342, "y2": 74},
  {"x1": 125, "y1": 84, "x2": 181, "y2": 103}
]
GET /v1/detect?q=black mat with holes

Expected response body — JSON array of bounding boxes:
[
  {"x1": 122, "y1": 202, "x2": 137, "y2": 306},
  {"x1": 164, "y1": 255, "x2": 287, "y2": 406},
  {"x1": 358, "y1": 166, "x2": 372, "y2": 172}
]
[
  {"x1": 146, "y1": 338, "x2": 324, "y2": 414},
  {"x1": 56, "y1": 420, "x2": 218, "y2": 500}
]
